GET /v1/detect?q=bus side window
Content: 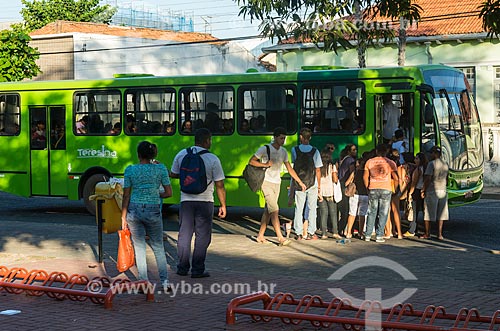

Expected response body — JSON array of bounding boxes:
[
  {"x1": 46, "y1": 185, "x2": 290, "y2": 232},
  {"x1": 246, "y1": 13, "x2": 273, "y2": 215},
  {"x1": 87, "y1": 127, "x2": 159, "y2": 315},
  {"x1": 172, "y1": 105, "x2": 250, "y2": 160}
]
[
  {"x1": 180, "y1": 87, "x2": 234, "y2": 135},
  {"x1": 124, "y1": 89, "x2": 175, "y2": 135},
  {"x1": 302, "y1": 84, "x2": 364, "y2": 135},
  {"x1": 238, "y1": 85, "x2": 296, "y2": 135}
]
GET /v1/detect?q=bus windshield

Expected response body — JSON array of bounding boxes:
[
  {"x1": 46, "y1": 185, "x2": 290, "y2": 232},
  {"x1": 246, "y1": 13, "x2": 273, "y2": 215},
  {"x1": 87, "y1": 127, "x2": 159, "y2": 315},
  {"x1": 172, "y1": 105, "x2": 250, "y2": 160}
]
[{"x1": 423, "y1": 69, "x2": 483, "y2": 171}]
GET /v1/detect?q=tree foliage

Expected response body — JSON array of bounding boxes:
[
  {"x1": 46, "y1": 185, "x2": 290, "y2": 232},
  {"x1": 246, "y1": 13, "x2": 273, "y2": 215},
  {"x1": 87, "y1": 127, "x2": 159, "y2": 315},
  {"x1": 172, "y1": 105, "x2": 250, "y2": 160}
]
[
  {"x1": 479, "y1": 0, "x2": 500, "y2": 37},
  {"x1": 21, "y1": 0, "x2": 117, "y2": 32},
  {"x1": 0, "y1": 24, "x2": 41, "y2": 82},
  {"x1": 236, "y1": 0, "x2": 422, "y2": 54}
]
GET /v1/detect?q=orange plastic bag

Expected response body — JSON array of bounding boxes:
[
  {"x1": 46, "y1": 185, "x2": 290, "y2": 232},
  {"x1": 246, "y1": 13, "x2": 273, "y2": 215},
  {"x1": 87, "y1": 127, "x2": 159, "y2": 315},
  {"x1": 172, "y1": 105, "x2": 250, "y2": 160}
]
[{"x1": 117, "y1": 228, "x2": 135, "y2": 272}]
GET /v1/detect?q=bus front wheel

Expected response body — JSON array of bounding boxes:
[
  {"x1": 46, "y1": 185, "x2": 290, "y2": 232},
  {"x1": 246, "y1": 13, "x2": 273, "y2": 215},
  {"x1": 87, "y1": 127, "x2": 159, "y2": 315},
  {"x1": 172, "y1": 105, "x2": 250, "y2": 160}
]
[{"x1": 83, "y1": 174, "x2": 109, "y2": 215}]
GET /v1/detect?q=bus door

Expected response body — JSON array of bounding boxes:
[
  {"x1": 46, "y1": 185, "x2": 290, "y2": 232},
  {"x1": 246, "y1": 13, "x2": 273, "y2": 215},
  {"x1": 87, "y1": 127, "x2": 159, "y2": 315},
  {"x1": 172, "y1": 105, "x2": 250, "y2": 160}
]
[
  {"x1": 375, "y1": 93, "x2": 415, "y2": 155},
  {"x1": 30, "y1": 106, "x2": 66, "y2": 196}
]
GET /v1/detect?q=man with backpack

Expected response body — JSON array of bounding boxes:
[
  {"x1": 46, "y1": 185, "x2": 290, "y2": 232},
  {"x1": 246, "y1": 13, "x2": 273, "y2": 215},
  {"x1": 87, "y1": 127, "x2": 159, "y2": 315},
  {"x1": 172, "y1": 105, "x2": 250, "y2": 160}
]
[
  {"x1": 292, "y1": 127, "x2": 323, "y2": 240},
  {"x1": 170, "y1": 128, "x2": 226, "y2": 278},
  {"x1": 250, "y1": 127, "x2": 306, "y2": 246}
]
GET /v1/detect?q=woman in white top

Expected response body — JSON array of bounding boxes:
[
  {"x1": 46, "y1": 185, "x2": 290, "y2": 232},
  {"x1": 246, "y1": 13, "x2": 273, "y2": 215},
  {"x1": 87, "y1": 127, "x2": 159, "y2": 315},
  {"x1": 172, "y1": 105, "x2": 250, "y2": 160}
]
[{"x1": 317, "y1": 144, "x2": 341, "y2": 239}]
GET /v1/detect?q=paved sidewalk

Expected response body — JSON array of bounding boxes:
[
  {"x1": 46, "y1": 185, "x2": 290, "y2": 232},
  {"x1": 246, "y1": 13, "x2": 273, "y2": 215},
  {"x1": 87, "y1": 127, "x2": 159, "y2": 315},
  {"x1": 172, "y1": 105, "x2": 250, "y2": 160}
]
[{"x1": 0, "y1": 190, "x2": 500, "y2": 330}]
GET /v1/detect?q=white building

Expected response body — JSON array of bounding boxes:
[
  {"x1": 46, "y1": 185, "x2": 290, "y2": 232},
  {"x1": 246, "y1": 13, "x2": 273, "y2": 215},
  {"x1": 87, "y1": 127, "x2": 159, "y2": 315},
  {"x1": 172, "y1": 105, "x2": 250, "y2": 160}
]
[{"x1": 29, "y1": 20, "x2": 265, "y2": 80}]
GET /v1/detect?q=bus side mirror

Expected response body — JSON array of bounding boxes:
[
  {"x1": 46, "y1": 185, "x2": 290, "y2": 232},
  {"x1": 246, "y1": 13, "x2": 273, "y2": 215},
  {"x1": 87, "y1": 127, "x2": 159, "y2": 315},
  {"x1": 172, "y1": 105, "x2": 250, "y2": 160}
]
[{"x1": 424, "y1": 104, "x2": 434, "y2": 124}]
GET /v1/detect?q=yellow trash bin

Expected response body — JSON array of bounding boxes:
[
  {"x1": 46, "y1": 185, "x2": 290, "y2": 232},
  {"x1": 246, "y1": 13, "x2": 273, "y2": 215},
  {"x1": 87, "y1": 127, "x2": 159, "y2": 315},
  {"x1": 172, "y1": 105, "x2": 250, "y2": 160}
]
[{"x1": 90, "y1": 181, "x2": 123, "y2": 234}]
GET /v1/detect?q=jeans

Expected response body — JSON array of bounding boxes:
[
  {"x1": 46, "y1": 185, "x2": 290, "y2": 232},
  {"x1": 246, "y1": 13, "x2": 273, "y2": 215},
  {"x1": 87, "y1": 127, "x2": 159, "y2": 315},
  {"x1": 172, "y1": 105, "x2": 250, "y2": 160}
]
[
  {"x1": 177, "y1": 201, "x2": 214, "y2": 275},
  {"x1": 126, "y1": 203, "x2": 168, "y2": 283},
  {"x1": 364, "y1": 189, "x2": 392, "y2": 238},
  {"x1": 318, "y1": 197, "x2": 338, "y2": 235},
  {"x1": 293, "y1": 185, "x2": 318, "y2": 235}
]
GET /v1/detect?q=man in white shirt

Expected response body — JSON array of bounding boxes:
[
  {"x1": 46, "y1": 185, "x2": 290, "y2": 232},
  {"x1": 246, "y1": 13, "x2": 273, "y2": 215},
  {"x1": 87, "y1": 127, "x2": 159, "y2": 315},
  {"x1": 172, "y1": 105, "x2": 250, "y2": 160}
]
[
  {"x1": 250, "y1": 127, "x2": 305, "y2": 246},
  {"x1": 170, "y1": 128, "x2": 226, "y2": 278}
]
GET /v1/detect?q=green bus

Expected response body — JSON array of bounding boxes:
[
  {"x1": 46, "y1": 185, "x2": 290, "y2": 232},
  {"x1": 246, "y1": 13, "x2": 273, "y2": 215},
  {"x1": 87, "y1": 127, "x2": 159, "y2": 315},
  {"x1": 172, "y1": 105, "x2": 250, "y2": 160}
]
[{"x1": 0, "y1": 64, "x2": 483, "y2": 214}]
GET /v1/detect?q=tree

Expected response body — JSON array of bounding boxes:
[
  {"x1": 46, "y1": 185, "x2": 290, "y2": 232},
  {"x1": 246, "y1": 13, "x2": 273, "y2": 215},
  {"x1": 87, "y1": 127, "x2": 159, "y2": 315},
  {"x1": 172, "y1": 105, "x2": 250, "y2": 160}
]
[
  {"x1": 0, "y1": 24, "x2": 41, "y2": 82},
  {"x1": 479, "y1": 0, "x2": 500, "y2": 37},
  {"x1": 237, "y1": 0, "x2": 421, "y2": 67},
  {"x1": 21, "y1": 0, "x2": 117, "y2": 32}
]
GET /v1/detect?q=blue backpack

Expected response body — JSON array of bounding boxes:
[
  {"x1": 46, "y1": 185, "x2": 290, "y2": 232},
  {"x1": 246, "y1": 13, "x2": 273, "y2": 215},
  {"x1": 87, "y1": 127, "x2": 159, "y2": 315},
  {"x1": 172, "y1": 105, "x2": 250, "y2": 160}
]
[{"x1": 180, "y1": 148, "x2": 211, "y2": 194}]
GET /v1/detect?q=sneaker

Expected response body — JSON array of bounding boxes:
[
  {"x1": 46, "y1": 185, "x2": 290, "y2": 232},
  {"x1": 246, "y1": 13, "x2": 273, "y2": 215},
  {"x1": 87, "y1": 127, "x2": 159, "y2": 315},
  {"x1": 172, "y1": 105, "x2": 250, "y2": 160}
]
[
  {"x1": 364, "y1": 236, "x2": 371, "y2": 242},
  {"x1": 375, "y1": 237, "x2": 386, "y2": 243},
  {"x1": 403, "y1": 231, "x2": 415, "y2": 238}
]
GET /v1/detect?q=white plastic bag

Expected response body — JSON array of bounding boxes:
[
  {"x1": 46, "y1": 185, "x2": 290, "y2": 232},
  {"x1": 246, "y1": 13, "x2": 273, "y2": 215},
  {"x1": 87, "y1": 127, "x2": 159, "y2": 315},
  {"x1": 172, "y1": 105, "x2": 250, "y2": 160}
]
[{"x1": 333, "y1": 182, "x2": 343, "y2": 203}]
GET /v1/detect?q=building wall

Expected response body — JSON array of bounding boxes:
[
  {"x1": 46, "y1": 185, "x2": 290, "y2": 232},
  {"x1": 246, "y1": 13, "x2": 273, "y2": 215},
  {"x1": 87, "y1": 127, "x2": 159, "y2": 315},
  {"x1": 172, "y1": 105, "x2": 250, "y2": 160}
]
[
  {"x1": 277, "y1": 39, "x2": 500, "y2": 125},
  {"x1": 31, "y1": 36, "x2": 75, "y2": 81}
]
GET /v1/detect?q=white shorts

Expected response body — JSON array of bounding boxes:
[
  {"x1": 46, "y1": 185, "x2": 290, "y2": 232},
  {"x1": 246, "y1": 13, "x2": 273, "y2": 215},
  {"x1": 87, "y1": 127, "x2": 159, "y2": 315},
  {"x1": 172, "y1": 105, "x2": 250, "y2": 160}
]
[
  {"x1": 424, "y1": 190, "x2": 448, "y2": 221},
  {"x1": 349, "y1": 194, "x2": 368, "y2": 216}
]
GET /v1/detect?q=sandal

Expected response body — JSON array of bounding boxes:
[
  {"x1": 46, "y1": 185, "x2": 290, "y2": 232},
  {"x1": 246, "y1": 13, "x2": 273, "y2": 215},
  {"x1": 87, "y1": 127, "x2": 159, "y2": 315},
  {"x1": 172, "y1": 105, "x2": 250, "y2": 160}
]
[
  {"x1": 279, "y1": 239, "x2": 292, "y2": 246},
  {"x1": 420, "y1": 234, "x2": 431, "y2": 239},
  {"x1": 256, "y1": 237, "x2": 272, "y2": 244}
]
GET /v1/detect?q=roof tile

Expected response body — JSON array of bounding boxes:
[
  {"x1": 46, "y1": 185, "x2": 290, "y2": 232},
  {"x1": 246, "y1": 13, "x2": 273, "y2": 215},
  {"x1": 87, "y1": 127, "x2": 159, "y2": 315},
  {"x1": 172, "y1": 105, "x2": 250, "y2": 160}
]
[{"x1": 30, "y1": 20, "x2": 219, "y2": 43}]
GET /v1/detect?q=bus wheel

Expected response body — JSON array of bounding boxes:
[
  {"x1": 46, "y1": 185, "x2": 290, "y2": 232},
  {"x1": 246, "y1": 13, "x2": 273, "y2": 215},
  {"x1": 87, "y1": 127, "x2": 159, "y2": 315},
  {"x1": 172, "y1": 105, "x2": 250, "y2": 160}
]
[{"x1": 83, "y1": 174, "x2": 109, "y2": 215}]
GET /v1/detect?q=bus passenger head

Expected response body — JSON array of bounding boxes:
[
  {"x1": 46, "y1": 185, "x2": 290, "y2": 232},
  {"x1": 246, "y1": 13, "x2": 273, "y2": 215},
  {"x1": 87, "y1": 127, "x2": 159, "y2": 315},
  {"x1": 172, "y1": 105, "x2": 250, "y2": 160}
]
[
  {"x1": 195, "y1": 128, "x2": 212, "y2": 149},
  {"x1": 394, "y1": 129, "x2": 404, "y2": 140},
  {"x1": 137, "y1": 141, "x2": 157, "y2": 161}
]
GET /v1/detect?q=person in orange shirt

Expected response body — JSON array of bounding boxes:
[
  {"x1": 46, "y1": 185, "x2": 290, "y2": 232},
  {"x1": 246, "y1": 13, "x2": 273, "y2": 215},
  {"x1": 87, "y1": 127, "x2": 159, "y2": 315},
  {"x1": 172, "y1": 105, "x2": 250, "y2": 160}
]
[{"x1": 363, "y1": 144, "x2": 398, "y2": 243}]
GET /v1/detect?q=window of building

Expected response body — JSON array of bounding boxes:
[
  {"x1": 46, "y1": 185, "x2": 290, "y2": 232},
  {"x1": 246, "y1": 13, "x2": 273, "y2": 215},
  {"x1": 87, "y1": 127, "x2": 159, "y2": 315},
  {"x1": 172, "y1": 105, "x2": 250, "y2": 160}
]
[
  {"x1": 125, "y1": 89, "x2": 176, "y2": 135},
  {"x1": 457, "y1": 67, "x2": 476, "y2": 99},
  {"x1": 495, "y1": 67, "x2": 500, "y2": 123},
  {"x1": 0, "y1": 94, "x2": 20, "y2": 136},
  {"x1": 74, "y1": 91, "x2": 121, "y2": 135},
  {"x1": 180, "y1": 87, "x2": 234, "y2": 135},
  {"x1": 301, "y1": 83, "x2": 365, "y2": 134},
  {"x1": 237, "y1": 85, "x2": 297, "y2": 134}
]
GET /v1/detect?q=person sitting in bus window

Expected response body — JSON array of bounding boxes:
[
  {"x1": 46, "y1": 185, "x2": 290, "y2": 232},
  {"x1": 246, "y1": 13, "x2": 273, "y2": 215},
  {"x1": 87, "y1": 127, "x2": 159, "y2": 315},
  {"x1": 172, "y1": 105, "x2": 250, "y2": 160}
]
[
  {"x1": 109, "y1": 122, "x2": 121, "y2": 135},
  {"x1": 193, "y1": 119, "x2": 204, "y2": 130},
  {"x1": 340, "y1": 118, "x2": 353, "y2": 133},
  {"x1": 383, "y1": 94, "x2": 400, "y2": 142},
  {"x1": 222, "y1": 119, "x2": 233, "y2": 134},
  {"x1": 181, "y1": 120, "x2": 192, "y2": 133},
  {"x1": 32, "y1": 120, "x2": 46, "y2": 147},
  {"x1": 125, "y1": 114, "x2": 136, "y2": 134},
  {"x1": 163, "y1": 121, "x2": 174, "y2": 134},
  {"x1": 286, "y1": 93, "x2": 296, "y2": 109},
  {"x1": 240, "y1": 119, "x2": 250, "y2": 133},
  {"x1": 76, "y1": 115, "x2": 88, "y2": 134},
  {"x1": 249, "y1": 116, "x2": 265, "y2": 133}
]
